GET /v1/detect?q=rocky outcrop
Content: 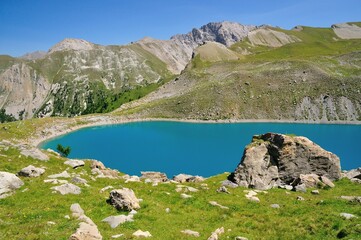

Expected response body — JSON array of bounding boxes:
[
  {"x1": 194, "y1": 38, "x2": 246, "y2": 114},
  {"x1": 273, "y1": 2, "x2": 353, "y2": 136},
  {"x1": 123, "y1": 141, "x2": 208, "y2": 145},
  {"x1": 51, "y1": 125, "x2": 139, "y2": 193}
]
[
  {"x1": 64, "y1": 160, "x2": 85, "y2": 169},
  {"x1": 90, "y1": 160, "x2": 119, "y2": 179},
  {"x1": 332, "y1": 23, "x2": 361, "y2": 39},
  {"x1": 17, "y1": 165, "x2": 45, "y2": 177},
  {"x1": 51, "y1": 183, "x2": 81, "y2": 195},
  {"x1": 229, "y1": 133, "x2": 341, "y2": 189},
  {"x1": 102, "y1": 214, "x2": 134, "y2": 228},
  {"x1": 342, "y1": 168, "x2": 361, "y2": 183},
  {"x1": 0, "y1": 171, "x2": 24, "y2": 199},
  {"x1": 20, "y1": 50, "x2": 47, "y2": 60},
  {"x1": 107, "y1": 188, "x2": 141, "y2": 211},
  {"x1": 173, "y1": 174, "x2": 205, "y2": 183},
  {"x1": 140, "y1": 171, "x2": 168, "y2": 183},
  {"x1": 69, "y1": 203, "x2": 102, "y2": 240},
  {"x1": 20, "y1": 147, "x2": 49, "y2": 161}
]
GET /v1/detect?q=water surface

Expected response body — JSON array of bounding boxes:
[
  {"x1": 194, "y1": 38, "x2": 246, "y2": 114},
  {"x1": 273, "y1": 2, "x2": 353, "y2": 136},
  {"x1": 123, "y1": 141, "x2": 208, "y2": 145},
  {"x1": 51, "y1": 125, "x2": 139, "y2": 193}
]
[{"x1": 41, "y1": 121, "x2": 361, "y2": 177}]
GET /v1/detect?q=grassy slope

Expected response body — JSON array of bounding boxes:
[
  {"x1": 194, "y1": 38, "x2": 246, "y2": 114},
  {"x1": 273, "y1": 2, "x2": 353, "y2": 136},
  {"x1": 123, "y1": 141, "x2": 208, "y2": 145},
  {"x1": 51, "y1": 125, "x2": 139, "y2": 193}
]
[
  {"x1": 0, "y1": 141, "x2": 360, "y2": 240},
  {"x1": 122, "y1": 26, "x2": 361, "y2": 121}
]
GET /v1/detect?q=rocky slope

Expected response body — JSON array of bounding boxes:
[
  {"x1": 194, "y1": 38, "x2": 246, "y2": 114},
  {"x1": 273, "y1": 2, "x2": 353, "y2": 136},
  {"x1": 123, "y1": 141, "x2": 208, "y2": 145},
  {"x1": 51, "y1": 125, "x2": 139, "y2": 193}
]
[{"x1": 0, "y1": 21, "x2": 361, "y2": 122}]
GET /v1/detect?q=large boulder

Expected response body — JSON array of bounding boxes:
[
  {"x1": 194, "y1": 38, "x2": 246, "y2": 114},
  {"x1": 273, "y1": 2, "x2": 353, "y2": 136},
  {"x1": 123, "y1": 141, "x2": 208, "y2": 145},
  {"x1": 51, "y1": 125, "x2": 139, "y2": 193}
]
[
  {"x1": 0, "y1": 171, "x2": 24, "y2": 199},
  {"x1": 107, "y1": 188, "x2": 140, "y2": 211},
  {"x1": 229, "y1": 133, "x2": 341, "y2": 189},
  {"x1": 141, "y1": 171, "x2": 168, "y2": 183}
]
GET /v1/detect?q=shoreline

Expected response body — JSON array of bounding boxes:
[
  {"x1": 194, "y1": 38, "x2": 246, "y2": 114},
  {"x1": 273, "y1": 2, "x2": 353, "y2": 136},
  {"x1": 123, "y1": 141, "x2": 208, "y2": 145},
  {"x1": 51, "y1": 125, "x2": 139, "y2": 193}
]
[{"x1": 33, "y1": 115, "x2": 361, "y2": 148}]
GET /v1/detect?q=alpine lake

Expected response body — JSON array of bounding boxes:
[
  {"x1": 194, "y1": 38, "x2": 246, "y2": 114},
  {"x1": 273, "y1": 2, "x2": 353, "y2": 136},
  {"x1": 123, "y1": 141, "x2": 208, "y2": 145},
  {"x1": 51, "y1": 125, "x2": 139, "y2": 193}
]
[{"x1": 41, "y1": 121, "x2": 361, "y2": 178}]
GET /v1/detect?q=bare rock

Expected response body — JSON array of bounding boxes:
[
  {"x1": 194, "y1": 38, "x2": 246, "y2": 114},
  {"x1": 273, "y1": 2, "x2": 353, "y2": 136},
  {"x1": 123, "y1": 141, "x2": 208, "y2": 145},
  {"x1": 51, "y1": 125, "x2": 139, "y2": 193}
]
[
  {"x1": 180, "y1": 193, "x2": 192, "y2": 199},
  {"x1": 340, "y1": 212, "x2": 358, "y2": 220},
  {"x1": 320, "y1": 176, "x2": 335, "y2": 188},
  {"x1": 20, "y1": 148, "x2": 49, "y2": 161},
  {"x1": 294, "y1": 184, "x2": 307, "y2": 193},
  {"x1": 0, "y1": 171, "x2": 24, "y2": 199},
  {"x1": 122, "y1": 175, "x2": 140, "y2": 182},
  {"x1": 221, "y1": 180, "x2": 239, "y2": 188},
  {"x1": 311, "y1": 190, "x2": 320, "y2": 195},
  {"x1": 48, "y1": 171, "x2": 71, "y2": 179},
  {"x1": 297, "y1": 174, "x2": 322, "y2": 188},
  {"x1": 217, "y1": 186, "x2": 230, "y2": 194},
  {"x1": 69, "y1": 203, "x2": 102, "y2": 240},
  {"x1": 132, "y1": 230, "x2": 152, "y2": 238},
  {"x1": 51, "y1": 183, "x2": 81, "y2": 195},
  {"x1": 90, "y1": 160, "x2": 105, "y2": 170},
  {"x1": 341, "y1": 168, "x2": 361, "y2": 183},
  {"x1": 229, "y1": 133, "x2": 341, "y2": 189},
  {"x1": 141, "y1": 171, "x2": 168, "y2": 183},
  {"x1": 296, "y1": 196, "x2": 305, "y2": 201},
  {"x1": 235, "y1": 237, "x2": 248, "y2": 240},
  {"x1": 209, "y1": 201, "x2": 229, "y2": 210},
  {"x1": 340, "y1": 196, "x2": 361, "y2": 203},
  {"x1": 270, "y1": 204, "x2": 280, "y2": 208},
  {"x1": 102, "y1": 215, "x2": 134, "y2": 228},
  {"x1": 72, "y1": 177, "x2": 88, "y2": 185},
  {"x1": 181, "y1": 229, "x2": 200, "y2": 237},
  {"x1": 18, "y1": 165, "x2": 45, "y2": 177},
  {"x1": 108, "y1": 188, "x2": 140, "y2": 211},
  {"x1": 207, "y1": 227, "x2": 224, "y2": 240},
  {"x1": 64, "y1": 160, "x2": 85, "y2": 169},
  {"x1": 173, "y1": 174, "x2": 204, "y2": 183},
  {"x1": 111, "y1": 234, "x2": 124, "y2": 239}
]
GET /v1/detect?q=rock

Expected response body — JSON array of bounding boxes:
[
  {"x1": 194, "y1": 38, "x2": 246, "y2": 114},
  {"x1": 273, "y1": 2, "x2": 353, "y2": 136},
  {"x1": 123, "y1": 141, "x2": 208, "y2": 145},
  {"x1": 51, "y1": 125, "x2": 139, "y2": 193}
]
[
  {"x1": 20, "y1": 148, "x2": 49, "y2": 161},
  {"x1": 100, "y1": 186, "x2": 114, "y2": 193},
  {"x1": 217, "y1": 186, "x2": 230, "y2": 194},
  {"x1": 132, "y1": 230, "x2": 152, "y2": 238},
  {"x1": 51, "y1": 183, "x2": 81, "y2": 195},
  {"x1": 187, "y1": 187, "x2": 199, "y2": 192},
  {"x1": 270, "y1": 204, "x2": 280, "y2": 208},
  {"x1": 92, "y1": 168, "x2": 119, "y2": 179},
  {"x1": 340, "y1": 212, "x2": 358, "y2": 220},
  {"x1": 341, "y1": 168, "x2": 361, "y2": 183},
  {"x1": 221, "y1": 180, "x2": 239, "y2": 188},
  {"x1": 173, "y1": 174, "x2": 204, "y2": 183},
  {"x1": 320, "y1": 176, "x2": 335, "y2": 188},
  {"x1": 17, "y1": 165, "x2": 45, "y2": 177},
  {"x1": 108, "y1": 188, "x2": 140, "y2": 211},
  {"x1": 311, "y1": 190, "x2": 320, "y2": 195},
  {"x1": 122, "y1": 175, "x2": 140, "y2": 182},
  {"x1": 297, "y1": 196, "x2": 305, "y2": 201},
  {"x1": 297, "y1": 174, "x2": 322, "y2": 188},
  {"x1": 209, "y1": 201, "x2": 229, "y2": 210},
  {"x1": 285, "y1": 185, "x2": 293, "y2": 191},
  {"x1": 0, "y1": 171, "x2": 24, "y2": 199},
  {"x1": 71, "y1": 177, "x2": 88, "y2": 185},
  {"x1": 340, "y1": 196, "x2": 361, "y2": 203},
  {"x1": 111, "y1": 234, "x2": 124, "y2": 238},
  {"x1": 102, "y1": 215, "x2": 134, "y2": 228},
  {"x1": 129, "y1": 210, "x2": 138, "y2": 215},
  {"x1": 141, "y1": 171, "x2": 168, "y2": 183},
  {"x1": 235, "y1": 237, "x2": 248, "y2": 240},
  {"x1": 165, "y1": 208, "x2": 170, "y2": 213},
  {"x1": 64, "y1": 160, "x2": 85, "y2": 169},
  {"x1": 69, "y1": 203, "x2": 102, "y2": 240},
  {"x1": 229, "y1": 133, "x2": 341, "y2": 189},
  {"x1": 294, "y1": 184, "x2": 307, "y2": 193},
  {"x1": 207, "y1": 227, "x2": 224, "y2": 240},
  {"x1": 181, "y1": 229, "x2": 200, "y2": 237},
  {"x1": 64, "y1": 215, "x2": 70, "y2": 219},
  {"x1": 247, "y1": 196, "x2": 260, "y2": 203},
  {"x1": 90, "y1": 160, "x2": 105, "y2": 170},
  {"x1": 245, "y1": 190, "x2": 257, "y2": 197},
  {"x1": 44, "y1": 179, "x2": 68, "y2": 184},
  {"x1": 180, "y1": 193, "x2": 192, "y2": 199},
  {"x1": 48, "y1": 171, "x2": 71, "y2": 179}
]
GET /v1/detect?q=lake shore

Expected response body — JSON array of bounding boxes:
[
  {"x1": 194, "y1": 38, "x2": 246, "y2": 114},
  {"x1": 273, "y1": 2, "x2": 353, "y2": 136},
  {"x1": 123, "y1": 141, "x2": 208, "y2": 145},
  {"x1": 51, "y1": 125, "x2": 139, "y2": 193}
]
[{"x1": 32, "y1": 114, "x2": 361, "y2": 148}]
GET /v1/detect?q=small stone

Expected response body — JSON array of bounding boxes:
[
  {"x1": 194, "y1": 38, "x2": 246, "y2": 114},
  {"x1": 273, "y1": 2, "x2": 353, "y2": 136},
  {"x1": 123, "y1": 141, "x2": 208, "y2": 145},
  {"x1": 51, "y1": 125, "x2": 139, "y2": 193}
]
[
  {"x1": 217, "y1": 186, "x2": 230, "y2": 194},
  {"x1": 285, "y1": 185, "x2": 293, "y2": 191},
  {"x1": 51, "y1": 183, "x2": 81, "y2": 195},
  {"x1": 48, "y1": 171, "x2": 71, "y2": 179},
  {"x1": 340, "y1": 212, "x2": 358, "y2": 220},
  {"x1": 165, "y1": 208, "x2": 170, "y2": 213},
  {"x1": 220, "y1": 180, "x2": 238, "y2": 188},
  {"x1": 181, "y1": 193, "x2": 192, "y2": 199},
  {"x1": 209, "y1": 201, "x2": 229, "y2": 210},
  {"x1": 187, "y1": 187, "x2": 198, "y2": 192},
  {"x1": 247, "y1": 196, "x2": 260, "y2": 203},
  {"x1": 102, "y1": 215, "x2": 134, "y2": 228},
  {"x1": 208, "y1": 227, "x2": 224, "y2": 240},
  {"x1": 112, "y1": 234, "x2": 124, "y2": 238},
  {"x1": 64, "y1": 215, "x2": 70, "y2": 219},
  {"x1": 133, "y1": 230, "x2": 152, "y2": 238},
  {"x1": 235, "y1": 237, "x2": 248, "y2": 240},
  {"x1": 181, "y1": 229, "x2": 200, "y2": 237},
  {"x1": 294, "y1": 184, "x2": 307, "y2": 192},
  {"x1": 297, "y1": 196, "x2": 305, "y2": 201},
  {"x1": 129, "y1": 210, "x2": 138, "y2": 215},
  {"x1": 270, "y1": 204, "x2": 280, "y2": 208},
  {"x1": 311, "y1": 190, "x2": 319, "y2": 195},
  {"x1": 100, "y1": 186, "x2": 114, "y2": 193},
  {"x1": 18, "y1": 165, "x2": 45, "y2": 177},
  {"x1": 72, "y1": 177, "x2": 88, "y2": 185},
  {"x1": 64, "y1": 160, "x2": 85, "y2": 169},
  {"x1": 340, "y1": 196, "x2": 361, "y2": 203},
  {"x1": 47, "y1": 221, "x2": 56, "y2": 225}
]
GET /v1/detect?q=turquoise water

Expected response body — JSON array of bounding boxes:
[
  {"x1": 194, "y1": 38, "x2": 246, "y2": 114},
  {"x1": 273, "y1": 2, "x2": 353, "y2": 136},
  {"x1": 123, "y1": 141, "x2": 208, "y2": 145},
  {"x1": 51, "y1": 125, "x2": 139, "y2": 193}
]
[{"x1": 41, "y1": 121, "x2": 361, "y2": 177}]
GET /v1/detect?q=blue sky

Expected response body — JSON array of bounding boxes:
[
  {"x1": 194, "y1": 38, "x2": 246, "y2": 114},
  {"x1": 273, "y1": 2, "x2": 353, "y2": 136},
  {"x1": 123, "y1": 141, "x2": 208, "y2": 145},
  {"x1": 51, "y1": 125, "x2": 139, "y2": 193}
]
[{"x1": 0, "y1": 0, "x2": 360, "y2": 57}]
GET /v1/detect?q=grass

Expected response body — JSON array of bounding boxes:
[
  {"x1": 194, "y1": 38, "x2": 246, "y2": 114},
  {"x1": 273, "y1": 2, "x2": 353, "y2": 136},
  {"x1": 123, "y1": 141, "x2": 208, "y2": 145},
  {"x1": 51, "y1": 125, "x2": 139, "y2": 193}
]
[{"x1": 0, "y1": 141, "x2": 361, "y2": 239}]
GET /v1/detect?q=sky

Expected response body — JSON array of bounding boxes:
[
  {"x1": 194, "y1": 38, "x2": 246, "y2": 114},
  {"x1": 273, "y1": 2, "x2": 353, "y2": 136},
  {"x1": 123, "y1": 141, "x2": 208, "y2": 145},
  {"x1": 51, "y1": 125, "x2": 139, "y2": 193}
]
[{"x1": 0, "y1": 0, "x2": 360, "y2": 57}]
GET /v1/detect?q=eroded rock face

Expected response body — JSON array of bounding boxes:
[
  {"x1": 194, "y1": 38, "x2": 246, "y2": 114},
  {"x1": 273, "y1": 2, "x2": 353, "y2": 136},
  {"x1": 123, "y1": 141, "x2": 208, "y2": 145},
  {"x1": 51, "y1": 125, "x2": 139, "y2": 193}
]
[
  {"x1": 229, "y1": 133, "x2": 341, "y2": 189},
  {"x1": 108, "y1": 188, "x2": 140, "y2": 211}
]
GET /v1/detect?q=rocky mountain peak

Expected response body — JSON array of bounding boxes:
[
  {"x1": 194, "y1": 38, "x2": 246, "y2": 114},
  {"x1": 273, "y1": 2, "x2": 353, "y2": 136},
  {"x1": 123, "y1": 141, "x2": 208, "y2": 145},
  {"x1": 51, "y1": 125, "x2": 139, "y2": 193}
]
[
  {"x1": 20, "y1": 50, "x2": 47, "y2": 60},
  {"x1": 171, "y1": 21, "x2": 257, "y2": 47},
  {"x1": 48, "y1": 38, "x2": 95, "y2": 54}
]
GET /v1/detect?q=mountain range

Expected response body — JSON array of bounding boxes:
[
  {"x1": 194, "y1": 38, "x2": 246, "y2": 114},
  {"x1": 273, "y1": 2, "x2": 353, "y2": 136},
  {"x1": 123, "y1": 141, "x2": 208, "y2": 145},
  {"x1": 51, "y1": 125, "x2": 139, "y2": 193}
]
[{"x1": 0, "y1": 21, "x2": 361, "y2": 122}]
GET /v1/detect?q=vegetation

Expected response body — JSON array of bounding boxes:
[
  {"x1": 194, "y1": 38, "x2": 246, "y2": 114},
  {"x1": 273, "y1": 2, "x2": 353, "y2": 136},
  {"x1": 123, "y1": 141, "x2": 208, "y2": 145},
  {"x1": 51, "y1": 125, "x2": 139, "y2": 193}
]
[
  {"x1": 56, "y1": 144, "x2": 71, "y2": 157},
  {"x1": 0, "y1": 108, "x2": 16, "y2": 123},
  {"x1": 0, "y1": 142, "x2": 360, "y2": 239}
]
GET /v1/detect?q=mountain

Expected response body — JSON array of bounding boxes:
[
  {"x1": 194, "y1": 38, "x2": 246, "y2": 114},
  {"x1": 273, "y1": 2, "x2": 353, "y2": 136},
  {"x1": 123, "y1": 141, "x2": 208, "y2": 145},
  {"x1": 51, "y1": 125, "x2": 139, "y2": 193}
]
[
  {"x1": 0, "y1": 21, "x2": 361, "y2": 122},
  {"x1": 20, "y1": 51, "x2": 47, "y2": 60}
]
